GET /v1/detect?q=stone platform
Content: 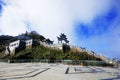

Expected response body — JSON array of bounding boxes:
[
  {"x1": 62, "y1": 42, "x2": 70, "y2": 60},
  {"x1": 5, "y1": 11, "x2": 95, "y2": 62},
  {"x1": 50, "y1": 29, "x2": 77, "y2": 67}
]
[{"x1": 0, "y1": 62, "x2": 120, "y2": 80}]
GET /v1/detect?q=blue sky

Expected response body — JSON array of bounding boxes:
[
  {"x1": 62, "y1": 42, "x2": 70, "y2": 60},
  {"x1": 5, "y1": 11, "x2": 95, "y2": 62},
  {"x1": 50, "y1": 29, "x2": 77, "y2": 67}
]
[
  {"x1": 75, "y1": 7, "x2": 118, "y2": 38},
  {"x1": 0, "y1": 0, "x2": 120, "y2": 59}
]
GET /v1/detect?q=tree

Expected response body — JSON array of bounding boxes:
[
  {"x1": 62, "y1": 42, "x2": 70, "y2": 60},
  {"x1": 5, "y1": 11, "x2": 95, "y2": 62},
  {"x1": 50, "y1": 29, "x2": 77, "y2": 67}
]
[{"x1": 57, "y1": 33, "x2": 69, "y2": 44}]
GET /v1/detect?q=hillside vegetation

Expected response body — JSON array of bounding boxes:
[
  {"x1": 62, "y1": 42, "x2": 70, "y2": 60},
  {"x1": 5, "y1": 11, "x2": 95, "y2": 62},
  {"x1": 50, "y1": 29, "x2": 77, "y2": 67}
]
[{"x1": 9, "y1": 45, "x2": 101, "y2": 61}]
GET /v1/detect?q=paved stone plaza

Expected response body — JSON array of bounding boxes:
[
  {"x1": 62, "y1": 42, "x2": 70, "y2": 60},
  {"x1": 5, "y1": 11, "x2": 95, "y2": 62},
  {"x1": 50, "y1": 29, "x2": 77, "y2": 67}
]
[{"x1": 0, "y1": 62, "x2": 120, "y2": 80}]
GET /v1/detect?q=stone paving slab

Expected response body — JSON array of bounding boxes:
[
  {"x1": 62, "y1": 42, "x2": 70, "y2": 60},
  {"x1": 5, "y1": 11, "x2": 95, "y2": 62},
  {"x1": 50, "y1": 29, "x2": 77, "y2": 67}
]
[{"x1": 0, "y1": 62, "x2": 120, "y2": 80}]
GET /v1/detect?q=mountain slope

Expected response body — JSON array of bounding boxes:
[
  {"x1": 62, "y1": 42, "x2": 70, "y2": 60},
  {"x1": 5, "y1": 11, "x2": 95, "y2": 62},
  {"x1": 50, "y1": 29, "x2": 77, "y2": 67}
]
[{"x1": 10, "y1": 45, "x2": 101, "y2": 60}]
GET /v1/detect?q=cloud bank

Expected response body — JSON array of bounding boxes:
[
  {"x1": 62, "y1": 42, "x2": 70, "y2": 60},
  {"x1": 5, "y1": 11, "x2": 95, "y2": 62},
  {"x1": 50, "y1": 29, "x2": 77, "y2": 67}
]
[{"x1": 0, "y1": 0, "x2": 120, "y2": 58}]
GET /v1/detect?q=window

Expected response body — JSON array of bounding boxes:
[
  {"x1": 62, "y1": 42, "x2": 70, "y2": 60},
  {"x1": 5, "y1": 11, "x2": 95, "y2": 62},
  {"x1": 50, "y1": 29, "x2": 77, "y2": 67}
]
[
  {"x1": 29, "y1": 41, "x2": 31, "y2": 44},
  {"x1": 14, "y1": 44, "x2": 16, "y2": 46}
]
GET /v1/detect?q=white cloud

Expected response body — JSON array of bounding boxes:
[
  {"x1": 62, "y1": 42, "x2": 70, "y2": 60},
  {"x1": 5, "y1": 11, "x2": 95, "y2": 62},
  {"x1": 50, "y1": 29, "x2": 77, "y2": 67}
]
[
  {"x1": 67, "y1": 0, "x2": 112, "y2": 24},
  {"x1": 0, "y1": 0, "x2": 75, "y2": 43},
  {"x1": 0, "y1": 0, "x2": 114, "y2": 43},
  {"x1": 0, "y1": 1, "x2": 28, "y2": 35}
]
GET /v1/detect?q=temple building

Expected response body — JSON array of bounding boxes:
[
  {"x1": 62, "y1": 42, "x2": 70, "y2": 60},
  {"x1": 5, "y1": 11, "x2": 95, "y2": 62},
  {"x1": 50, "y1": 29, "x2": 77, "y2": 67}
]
[
  {"x1": 5, "y1": 40, "x2": 26, "y2": 56},
  {"x1": 5, "y1": 39, "x2": 39, "y2": 56}
]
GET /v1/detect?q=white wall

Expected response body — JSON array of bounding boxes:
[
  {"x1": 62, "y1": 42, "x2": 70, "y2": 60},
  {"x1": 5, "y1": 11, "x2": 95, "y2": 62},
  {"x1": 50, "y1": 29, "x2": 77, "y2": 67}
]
[
  {"x1": 5, "y1": 40, "x2": 20, "y2": 55},
  {"x1": 25, "y1": 39, "x2": 33, "y2": 46}
]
